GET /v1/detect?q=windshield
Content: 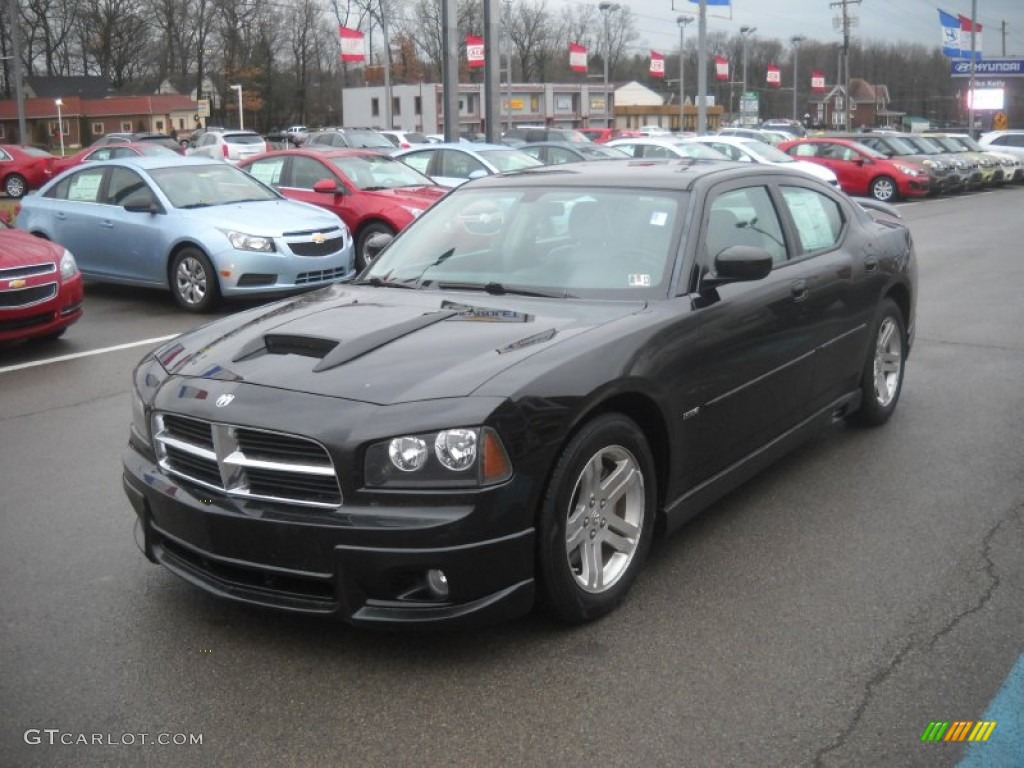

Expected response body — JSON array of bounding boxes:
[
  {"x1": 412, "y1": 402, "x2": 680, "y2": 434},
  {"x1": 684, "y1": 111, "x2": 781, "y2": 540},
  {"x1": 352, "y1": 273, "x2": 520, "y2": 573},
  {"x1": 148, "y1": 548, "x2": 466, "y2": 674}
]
[
  {"x1": 672, "y1": 142, "x2": 730, "y2": 160},
  {"x1": 742, "y1": 142, "x2": 794, "y2": 163},
  {"x1": 345, "y1": 130, "x2": 395, "y2": 149},
  {"x1": 477, "y1": 150, "x2": 544, "y2": 172},
  {"x1": 904, "y1": 136, "x2": 942, "y2": 154},
  {"x1": 331, "y1": 154, "x2": 436, "y2": 190},
  {"x1": 880, "y1": 137, "x2": 921, "y2": 155},
  {"x1": 955, "y1": 135, "x2": 985, "y2": 151},
  {"x1": 150, "y1": 164, "x2": 280, "y2": 208},
  {"x1": 364, "y1": 186, "x2": 685, "y2": 297},
  {"x1": 934, "y1": 136, "x2": 968, "y2": 152}
]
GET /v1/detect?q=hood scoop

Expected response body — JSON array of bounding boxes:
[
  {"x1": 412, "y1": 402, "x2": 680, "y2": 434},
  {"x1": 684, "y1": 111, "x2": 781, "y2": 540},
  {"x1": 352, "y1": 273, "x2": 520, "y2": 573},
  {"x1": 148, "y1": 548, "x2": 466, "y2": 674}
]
[{"x1": 229, "y1": 310, "x2": 460, "y2": 373}]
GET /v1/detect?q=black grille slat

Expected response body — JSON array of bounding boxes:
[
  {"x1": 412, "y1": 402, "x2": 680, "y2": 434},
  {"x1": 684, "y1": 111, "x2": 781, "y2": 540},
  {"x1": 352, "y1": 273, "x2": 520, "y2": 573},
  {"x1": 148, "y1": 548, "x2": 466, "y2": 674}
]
[
  {"x1": 0, "y1": 263, "x2": 55, "y2": 279},
  {"x1": 162, "y1": 414, "x2": 214, "y2": 449},
  {"x1": 289, "y1": 237, "x2": 345, "y2": 257},
  {"x1": 296, "y1": 267, "x2": 347, "y2": 284},
  {"x1": 164, "y1": 445, "x2": 222, "y2": 486},
  {"x1": 0, "y1": 283, "x2": 57, "y2": 308},
  {"x1": 246, "y1": 468, "x2": 341, "y2": 504},
  {"x1": 235, "y1": 429, "x2": 330, "y2": 462}
]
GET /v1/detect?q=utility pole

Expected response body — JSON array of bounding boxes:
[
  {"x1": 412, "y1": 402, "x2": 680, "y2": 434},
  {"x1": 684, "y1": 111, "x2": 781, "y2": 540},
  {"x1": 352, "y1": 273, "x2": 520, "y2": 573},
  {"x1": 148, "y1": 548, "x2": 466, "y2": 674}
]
[
  {"x1": 697, "y1": 0, "x2": 708, "y2": 133},
  {"x1": 830, "y1": 0, "x2": 860, "y2": 131},
  {"x1": 1001, "y1": 20, "x2": 1006, "y2": 56},
  {"x1": 483, "y1": 0, "x2": 500, "y2": 143}
]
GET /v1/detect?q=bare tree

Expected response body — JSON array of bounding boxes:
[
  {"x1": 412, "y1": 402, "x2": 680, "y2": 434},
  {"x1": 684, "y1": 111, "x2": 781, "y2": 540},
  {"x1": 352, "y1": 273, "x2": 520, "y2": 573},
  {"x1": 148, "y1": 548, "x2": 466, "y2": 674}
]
[
  {"x1": 82, "y1": 0, "x2": 151, "y2": 86},
  {"x1": 507, "y1": 0, "x2": 554, "y2": 82}
]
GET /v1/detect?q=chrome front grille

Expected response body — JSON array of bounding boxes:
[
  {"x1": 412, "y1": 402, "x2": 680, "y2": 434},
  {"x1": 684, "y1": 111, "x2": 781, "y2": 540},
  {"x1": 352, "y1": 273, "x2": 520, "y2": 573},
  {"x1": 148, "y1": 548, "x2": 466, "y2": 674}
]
[
  {"x1": 290, "y1": 236, "x2": 345, "y2": 257},
  {"x1": 153, "y1": 413, "x2": 342, "y2": 508}
]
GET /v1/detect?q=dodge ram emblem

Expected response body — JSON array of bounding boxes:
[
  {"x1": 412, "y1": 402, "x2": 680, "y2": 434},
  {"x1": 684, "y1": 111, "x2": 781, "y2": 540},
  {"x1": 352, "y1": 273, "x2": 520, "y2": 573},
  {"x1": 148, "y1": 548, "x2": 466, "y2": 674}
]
[{"x1": 215, "y1": 394, "x2": 235, "y2": 408}]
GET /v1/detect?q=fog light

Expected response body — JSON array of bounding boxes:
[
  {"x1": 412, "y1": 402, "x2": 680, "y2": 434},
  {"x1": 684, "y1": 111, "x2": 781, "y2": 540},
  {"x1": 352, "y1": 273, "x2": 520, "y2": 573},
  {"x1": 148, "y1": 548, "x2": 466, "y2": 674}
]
[{"x1": 426, "y1": 569, "x2": 449, "y2": 599}]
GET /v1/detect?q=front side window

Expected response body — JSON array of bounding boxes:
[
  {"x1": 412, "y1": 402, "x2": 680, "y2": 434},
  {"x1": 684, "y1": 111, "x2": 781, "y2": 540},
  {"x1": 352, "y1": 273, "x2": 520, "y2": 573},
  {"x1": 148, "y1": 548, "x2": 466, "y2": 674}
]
[
  {"x1": 704, "y1": 186, "x2": 788, "y2": 264},
  {"x1": 780, "y1": 186, "x2": 844, "y2": 255},
  {"x1": 440, "y1": 150, "x2": 486, "y2": 179},
  {"x1": 105, "y1": 168, "x2": 150, "y2": 205},
  {"x1": 288, "y1": 156, "x2": 334, "y2": 189}
]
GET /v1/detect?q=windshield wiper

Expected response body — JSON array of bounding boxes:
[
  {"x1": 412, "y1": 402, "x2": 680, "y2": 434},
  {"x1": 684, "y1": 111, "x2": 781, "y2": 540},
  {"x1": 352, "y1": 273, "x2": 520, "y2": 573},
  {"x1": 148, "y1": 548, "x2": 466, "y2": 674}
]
[
  {"x1": 353, "y1": 276, "x2": 420, "y2": 289},
  {"x1": 177, "y1": 202, "x2": 213, "y2": 209},
  {"x1": 360, "y1": 186, "x2": 389, "y2": 191},
  {"x1": 437, "y1": 281, "x2": 572, "y2": 299}
]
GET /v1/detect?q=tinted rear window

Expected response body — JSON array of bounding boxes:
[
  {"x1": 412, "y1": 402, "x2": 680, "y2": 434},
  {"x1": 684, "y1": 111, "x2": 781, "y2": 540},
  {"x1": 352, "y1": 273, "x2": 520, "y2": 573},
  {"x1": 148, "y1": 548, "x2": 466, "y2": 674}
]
[{"x1": 224, "y1": 134, "x2": 265, "y2": 145}]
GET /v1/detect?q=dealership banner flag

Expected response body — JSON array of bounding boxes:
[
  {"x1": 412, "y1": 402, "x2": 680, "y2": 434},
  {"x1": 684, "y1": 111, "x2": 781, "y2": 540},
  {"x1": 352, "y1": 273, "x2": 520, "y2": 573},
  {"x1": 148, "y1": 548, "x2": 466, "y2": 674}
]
[
  {"x1": 338, "y1": 26, "x2": 365, "y2": 62},
  {"x1": 811, "y1": 70, "x2": 826, "y2": 92},
  {"x1": 650, "y1": 51, "x2": 665, "y2": 78},
  {"x1": 466, "y1": 35, "x2": 485, "y2": 68},
  {"x1": 939, "y1": 9, "x2": 982, "y2": 61},
  {"x1": 715, "y1": 55, "x2": 729, "y2": 81},
  {"x1": 569, "y1": 43, "x2": 588, "y2": 73},
  {"x1": 766, "y1": 63, "x2": 781, "y2": 86}
]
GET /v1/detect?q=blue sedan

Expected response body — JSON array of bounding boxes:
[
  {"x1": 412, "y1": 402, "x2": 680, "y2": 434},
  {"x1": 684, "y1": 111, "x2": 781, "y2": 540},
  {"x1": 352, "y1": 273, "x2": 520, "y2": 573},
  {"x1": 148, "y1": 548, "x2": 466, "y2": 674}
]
[{"x1": 17, "y1": 157, "x2": 355, "y2": 311}]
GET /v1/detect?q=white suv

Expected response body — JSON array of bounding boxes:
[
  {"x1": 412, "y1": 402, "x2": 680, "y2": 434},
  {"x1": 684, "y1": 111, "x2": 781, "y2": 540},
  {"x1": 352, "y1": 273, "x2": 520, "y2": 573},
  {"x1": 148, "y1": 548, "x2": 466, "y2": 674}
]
[{"x1": 188, "y1": 130, "x2": 267, "y2": 164}]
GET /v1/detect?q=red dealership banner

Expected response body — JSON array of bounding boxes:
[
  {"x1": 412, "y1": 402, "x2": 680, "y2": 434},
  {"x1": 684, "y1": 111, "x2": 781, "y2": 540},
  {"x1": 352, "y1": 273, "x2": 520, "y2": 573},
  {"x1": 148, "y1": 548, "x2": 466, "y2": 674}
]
[
  {"x1": 766, "y1": 63, "x2": 781, "y2": 86},
  {"x1": 650, "y1": 51, "x2": 665, "y2": 78},
  {"x1": 569, "y1": 43, "x2": 588, "y2": 73},
  {"x1": 715, "y1": 55, "x2": 729, "y2": 81},
  {"x1": 811, "y1": 70, "x2": 826, "y2": 92},
  {"x1": 338, "y1": 26, "x2": 365, "y2": 62},
  {"x1": 466, "y1": 35, "x2": 485, "y2": 68}
]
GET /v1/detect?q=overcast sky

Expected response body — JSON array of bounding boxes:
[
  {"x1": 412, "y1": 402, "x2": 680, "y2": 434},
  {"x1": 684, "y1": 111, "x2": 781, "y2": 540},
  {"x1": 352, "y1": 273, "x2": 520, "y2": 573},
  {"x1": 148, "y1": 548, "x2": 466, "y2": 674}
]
[{"x1": 610, "y1": 0, "x2": 1024, "y2": 57}]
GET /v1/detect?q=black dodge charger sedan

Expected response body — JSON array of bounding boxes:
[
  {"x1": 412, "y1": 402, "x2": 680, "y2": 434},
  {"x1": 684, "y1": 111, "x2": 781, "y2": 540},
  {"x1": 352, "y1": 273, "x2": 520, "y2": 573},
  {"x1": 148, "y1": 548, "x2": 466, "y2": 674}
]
[{"x1": 123, "y1": 160, "x2": 916, "y2": 628}]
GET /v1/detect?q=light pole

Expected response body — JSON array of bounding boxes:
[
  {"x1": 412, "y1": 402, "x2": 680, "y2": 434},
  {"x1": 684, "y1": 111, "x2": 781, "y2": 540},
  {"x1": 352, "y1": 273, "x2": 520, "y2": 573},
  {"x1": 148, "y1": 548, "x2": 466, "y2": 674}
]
[
  {"x1": 229, "y1": 84, "x2": 243, "y2": 130},
  {"x1": 55, "y1": 98, "x2": 64, "y2": 155},
  {"x1": 598, "y1": 1, "x2": 620, "y2": 128},
  {"x1": 739, "y1": 26, "x2": 756, "y2": 126},
  {"x1": 790, "y1": 35, "x2": 805, "y2": 122},
  {"x1": 677, "y1": 15, "x2": 693, "y2": 131}
]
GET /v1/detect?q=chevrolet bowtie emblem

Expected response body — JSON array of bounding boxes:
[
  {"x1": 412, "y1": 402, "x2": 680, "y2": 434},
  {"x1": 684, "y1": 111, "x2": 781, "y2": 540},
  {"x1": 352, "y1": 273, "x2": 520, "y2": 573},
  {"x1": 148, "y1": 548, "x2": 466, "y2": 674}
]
[
  {"x1": 8, "y1": 278, "x2": 27, "y2": 289},
  {"x1": 311, "y1": 232, "x2": 326, "y2": 244}
]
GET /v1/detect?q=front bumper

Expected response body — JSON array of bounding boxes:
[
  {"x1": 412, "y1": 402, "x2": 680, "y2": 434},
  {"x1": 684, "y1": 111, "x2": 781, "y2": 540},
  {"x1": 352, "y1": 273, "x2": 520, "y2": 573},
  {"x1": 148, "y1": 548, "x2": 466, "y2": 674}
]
[
  {"x1": 123, "y1": 445, "x2": 536, "y2": 629},
  {"x1": 0, "y1": 273, "x2": 83, "y2": 342}
]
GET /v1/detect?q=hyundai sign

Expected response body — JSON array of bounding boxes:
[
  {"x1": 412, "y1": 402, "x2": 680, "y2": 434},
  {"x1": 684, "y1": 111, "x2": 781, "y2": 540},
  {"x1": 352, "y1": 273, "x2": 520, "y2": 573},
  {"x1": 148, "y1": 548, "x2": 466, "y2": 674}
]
[{"x1": 951, "y1": 59, "x2": 1024, "y2": 77}]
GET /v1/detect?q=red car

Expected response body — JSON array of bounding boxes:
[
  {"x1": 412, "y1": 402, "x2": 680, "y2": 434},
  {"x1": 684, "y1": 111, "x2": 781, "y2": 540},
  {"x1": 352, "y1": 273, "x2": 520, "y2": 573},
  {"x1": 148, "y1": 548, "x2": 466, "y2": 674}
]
[
  {"x1": 51, "y1": 142, "x2": 179, "y2": 175},
  {"x1": 579, "y1": 128, "x2": 644, "y2": 143},
  {"x1": 0, "y1": 216, "x2": 83, "y2": 343},
  {"x1": 778, "y1": 137, "x2": 930, "y2": 202},
  {"x1": 238, "y1": 148, "x2": 447, "y2": 269},
  {"x1": 0, "y1": 145, "x2": 56, "y2": 199}
]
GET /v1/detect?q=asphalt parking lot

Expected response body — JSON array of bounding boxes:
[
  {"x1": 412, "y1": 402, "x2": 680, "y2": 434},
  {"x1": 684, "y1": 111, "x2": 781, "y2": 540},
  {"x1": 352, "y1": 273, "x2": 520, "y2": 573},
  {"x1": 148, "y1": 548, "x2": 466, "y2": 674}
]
[{"x1": 2, "y1": 186, "x2": 1023, "y2": 767}]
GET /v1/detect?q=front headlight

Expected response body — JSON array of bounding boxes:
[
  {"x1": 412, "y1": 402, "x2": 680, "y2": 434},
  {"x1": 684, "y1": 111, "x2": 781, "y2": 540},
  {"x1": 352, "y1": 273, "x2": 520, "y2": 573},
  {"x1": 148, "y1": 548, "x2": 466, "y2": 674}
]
[
  {"x1": 895, "y1": 164, "x2": 924, "y2": 177},
  {"x1": 922, "y1": 159, "x2": 937, "y2": 169},
  {"x1": 220, "y1": 229, "x2": 276, "y2": 252},
  {"x1": 59, "y1": 248, "x2": 78, "y2": 280},
  {"x1": 130, "y1": 356, "x2": 168, "y2": 452},
  {"x1": 365, "y1": 426, "x2": 512, "y2": 489}
]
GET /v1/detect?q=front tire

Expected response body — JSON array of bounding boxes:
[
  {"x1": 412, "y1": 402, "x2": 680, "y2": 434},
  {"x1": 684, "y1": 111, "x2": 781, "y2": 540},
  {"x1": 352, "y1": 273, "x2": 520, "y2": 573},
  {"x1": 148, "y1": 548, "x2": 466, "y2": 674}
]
[
  {"x1": 870, "y1": 175, "x2": 897, "y2": 202},
  {"x1": 537, "y1": 414, "x2": 657, "y2": 624},
  {"x1": 355, "y1": 222, "x2": 395, "y2": 271},
  {"x1": 170, "y1": 247, "x2": 220, "y2": 312},
  {"x1": 852, "y1": 298, "x2": 906, "y2": 426},
  {"x1": 5, "y1": 173, "x2": 27, "y2": 198}
]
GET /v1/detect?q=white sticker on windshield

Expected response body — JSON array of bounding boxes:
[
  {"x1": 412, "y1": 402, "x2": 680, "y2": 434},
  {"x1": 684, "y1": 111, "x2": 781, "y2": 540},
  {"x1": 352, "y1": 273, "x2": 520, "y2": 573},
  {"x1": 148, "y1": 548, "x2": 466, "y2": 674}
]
[
  {"x1": 649, "y1": 211, "x2": 668, "y2": 227},
  {"x1": 628, "y1": 274, "x2": 651, "y2": 287}
]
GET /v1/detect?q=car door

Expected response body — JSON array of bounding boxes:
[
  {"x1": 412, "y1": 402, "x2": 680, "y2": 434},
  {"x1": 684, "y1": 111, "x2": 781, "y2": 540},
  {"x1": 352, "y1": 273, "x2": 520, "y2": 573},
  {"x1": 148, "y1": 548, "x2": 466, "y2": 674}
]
[
  {"x1": 40, "y1": 167, "x2": 108, "y2": 273},
  {"x1": 279, "y1": 155, "x2": 355, "y2": 228},
  {"x1": 688, "y1": 179, "x2": 821, "y2": 479},
  {"x1": 94, "y1": 166, "x2": 168, "y2": 284}
]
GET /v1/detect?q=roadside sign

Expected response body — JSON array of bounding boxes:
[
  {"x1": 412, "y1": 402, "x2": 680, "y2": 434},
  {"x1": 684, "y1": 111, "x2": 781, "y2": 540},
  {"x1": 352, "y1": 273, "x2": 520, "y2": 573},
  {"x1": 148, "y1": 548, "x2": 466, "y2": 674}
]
[
  {"x1": 197, "y1": 99, "x2": 211, "y2": 118},
  {"x1": 993, "y1": 112, "x2": 1008, "y2": 130}
]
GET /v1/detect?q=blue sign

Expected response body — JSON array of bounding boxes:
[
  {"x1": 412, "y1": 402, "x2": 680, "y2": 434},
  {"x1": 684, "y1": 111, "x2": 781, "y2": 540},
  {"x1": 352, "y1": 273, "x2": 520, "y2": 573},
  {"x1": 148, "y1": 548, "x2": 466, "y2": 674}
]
[{"x1": 951, "y1": 59, "x2": 1024, "y2": 77}]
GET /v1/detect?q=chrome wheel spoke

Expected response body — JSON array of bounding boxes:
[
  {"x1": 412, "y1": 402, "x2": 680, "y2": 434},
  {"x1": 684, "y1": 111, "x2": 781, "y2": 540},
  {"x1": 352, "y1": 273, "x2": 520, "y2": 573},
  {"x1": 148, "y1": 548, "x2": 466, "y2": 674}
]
[
  {"x1": 600, "y1": 460, "x2": 637, "y2": 507},
  {"x1": 603, "y1": 528, "x2": 633, "y2": 554},
  {"x1": 606, "y1": 513, "x2": 640, "y2": 540},
  {"x1": 582, "y1": 538, "x2": 603, "y2": 590}
]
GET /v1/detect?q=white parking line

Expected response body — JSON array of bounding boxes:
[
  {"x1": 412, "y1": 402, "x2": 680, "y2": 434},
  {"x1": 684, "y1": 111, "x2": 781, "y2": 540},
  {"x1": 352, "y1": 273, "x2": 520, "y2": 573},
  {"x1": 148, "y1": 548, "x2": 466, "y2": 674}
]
[{"x1": 0, "y1": 334, "x2": 179, "y2": 375}]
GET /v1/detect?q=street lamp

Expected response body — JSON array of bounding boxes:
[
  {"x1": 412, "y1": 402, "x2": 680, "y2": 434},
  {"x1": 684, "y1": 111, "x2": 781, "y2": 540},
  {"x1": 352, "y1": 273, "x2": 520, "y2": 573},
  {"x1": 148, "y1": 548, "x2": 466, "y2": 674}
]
[
  {"x1": 598, "y1": 1, "x2": 620, "y2": 129},
  {"x1": 677, "y1": 15, "x2": 693, "y2": 131},
  {"x1": 790, "y1": 35, "x2": 806, "y2": 122},
  {"x1": 739, "y1": 26, "x2": 756, "y2": 126},
  {"x1": 55, "y1": 98, "x2": 64, "y2": 155},
  {"x1": 229, "y1": 84, "x2": 243, "y2": 130}
]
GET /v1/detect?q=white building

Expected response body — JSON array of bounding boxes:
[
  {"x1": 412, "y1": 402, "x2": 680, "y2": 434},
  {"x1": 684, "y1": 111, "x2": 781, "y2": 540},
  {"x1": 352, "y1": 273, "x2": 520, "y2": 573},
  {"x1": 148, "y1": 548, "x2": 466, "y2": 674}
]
[{"x1": 341, "y1": 82, "x2": 617, "y2": 135}]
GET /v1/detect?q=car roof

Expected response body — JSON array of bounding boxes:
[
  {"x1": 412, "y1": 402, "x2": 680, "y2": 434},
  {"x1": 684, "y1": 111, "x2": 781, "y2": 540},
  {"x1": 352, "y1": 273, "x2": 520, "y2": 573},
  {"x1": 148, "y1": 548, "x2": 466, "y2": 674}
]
[
  {"x1": 463, "y1": 158, "x2": 815, "y2": 191},
  {"x1": 398, "y1": 142, "x2": 511, "y2": 152},
  {"x1": 78, "y1": 156, "x2": 227, "y2": 171}
]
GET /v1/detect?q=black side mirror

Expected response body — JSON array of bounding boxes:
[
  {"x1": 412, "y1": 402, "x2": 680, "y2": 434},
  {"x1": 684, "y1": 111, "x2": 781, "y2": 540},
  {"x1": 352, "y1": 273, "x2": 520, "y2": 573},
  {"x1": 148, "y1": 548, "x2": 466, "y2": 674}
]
[
  {"x1": 365, "y1": 232, "x2": 394, "y2": 262},
  {"x1": 123, "y1": 195, "x2": 162, "y2": 214},
  {"x1": 703, "y1": 245, "x2": 773, "y2": 288}
]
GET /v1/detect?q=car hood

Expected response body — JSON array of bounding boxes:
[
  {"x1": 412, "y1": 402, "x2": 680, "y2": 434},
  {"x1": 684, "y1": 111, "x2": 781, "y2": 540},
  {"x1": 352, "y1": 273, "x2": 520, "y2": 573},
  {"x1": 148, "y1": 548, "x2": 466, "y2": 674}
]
[
  {"x1": 175, "y1": 200, "x2": 342, "y2": 235},
  {"x1": 0, "y1": 229, "x2": 63, "y2": 265},
  {"x1": 155, "y1": 285, "x2": 645, "y2": 405},
  {"x1": 363, "y1": 186, "x2": 447, "y2": 208}
]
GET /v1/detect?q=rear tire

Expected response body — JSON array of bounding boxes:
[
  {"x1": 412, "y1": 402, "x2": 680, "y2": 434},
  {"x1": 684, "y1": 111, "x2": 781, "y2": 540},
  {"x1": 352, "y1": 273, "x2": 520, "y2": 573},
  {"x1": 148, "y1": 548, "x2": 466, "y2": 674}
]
[
  {"x1": 537, "y1": 414, "x2": 657, "y2": 624},
  {"x1": 851, "y1": 298, "x2": 906, "y2": 426},
  {"x1": 170, "y1": 247, "x2": 220, "y2": 312},
  {"x1": 5, "y1": 173, "x2": 27, "y2": 198}
]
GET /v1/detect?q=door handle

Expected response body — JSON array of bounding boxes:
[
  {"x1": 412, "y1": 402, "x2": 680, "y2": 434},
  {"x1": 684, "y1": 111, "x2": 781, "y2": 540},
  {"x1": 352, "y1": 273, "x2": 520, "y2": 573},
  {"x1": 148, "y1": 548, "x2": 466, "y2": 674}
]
[
  {"x1": 100, "y1": 221, "x2": 114, "y2": 229},
  {"x1": 864, "y1": 255, "x2": 879, "y2": 272},
  {"x1": 790, "y1": 279, "x2": 809, "y2": 302}
]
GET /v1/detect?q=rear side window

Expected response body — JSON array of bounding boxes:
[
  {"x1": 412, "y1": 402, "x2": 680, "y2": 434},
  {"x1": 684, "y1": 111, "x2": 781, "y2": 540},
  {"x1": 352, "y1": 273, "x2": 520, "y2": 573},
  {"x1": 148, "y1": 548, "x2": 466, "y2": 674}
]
[
  {"x1": 779, "y1": 186, "x2": 844, "y2": 254},
  {"x1": 245, "y1": 157, "x2": 285, "y2": 187},
  {"x1": 225, "y1": 134, "x2": 264, "y2": 145},
  {"x1": 55, "y1": 168, "x2": 105, "y2": 203}
]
